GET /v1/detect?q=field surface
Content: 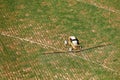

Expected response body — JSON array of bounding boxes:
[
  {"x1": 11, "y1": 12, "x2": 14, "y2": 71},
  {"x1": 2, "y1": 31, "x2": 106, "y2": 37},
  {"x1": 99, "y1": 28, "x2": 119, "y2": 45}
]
[{"x1": 0, "y1": 0, "x2": 120, "y2": 80}]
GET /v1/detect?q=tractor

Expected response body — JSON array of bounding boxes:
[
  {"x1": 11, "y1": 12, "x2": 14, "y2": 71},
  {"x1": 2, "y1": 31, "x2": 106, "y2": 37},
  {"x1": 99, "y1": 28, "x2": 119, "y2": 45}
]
[{"x1": 64, "y1": 36, "x2": 82, "y2": 51}]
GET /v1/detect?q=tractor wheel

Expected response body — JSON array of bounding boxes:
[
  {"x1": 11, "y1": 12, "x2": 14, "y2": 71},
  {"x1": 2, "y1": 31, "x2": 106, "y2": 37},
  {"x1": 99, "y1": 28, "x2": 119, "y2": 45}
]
[
  {"x1": 68, "y1": 47, "x2": 72, "y2": 51},
  {"x1": 64, "y1": 40, "x2": 68, "y2": 45}
]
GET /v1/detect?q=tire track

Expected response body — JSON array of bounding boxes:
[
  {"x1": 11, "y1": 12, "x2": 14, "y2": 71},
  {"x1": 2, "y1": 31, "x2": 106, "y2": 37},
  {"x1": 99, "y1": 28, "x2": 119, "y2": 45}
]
[
  {"x1": 0, "y1": 32, "x2": 62, "y2": 51},
  {"x1": 76, "y1": 0, "x2": 120, "y2": 14}
]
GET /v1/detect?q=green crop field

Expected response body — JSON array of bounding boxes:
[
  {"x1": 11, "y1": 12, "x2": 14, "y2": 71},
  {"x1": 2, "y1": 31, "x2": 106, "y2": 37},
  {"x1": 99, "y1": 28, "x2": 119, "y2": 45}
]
[{"x1": 0, "y1": 0, "x2": 120, "y2": 80}]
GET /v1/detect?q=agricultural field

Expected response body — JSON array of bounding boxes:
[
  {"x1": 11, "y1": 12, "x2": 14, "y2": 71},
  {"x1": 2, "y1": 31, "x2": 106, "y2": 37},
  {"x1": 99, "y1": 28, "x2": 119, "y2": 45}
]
[{"x1": 0, "y1": 0, "x2": 120, "y2": 80}]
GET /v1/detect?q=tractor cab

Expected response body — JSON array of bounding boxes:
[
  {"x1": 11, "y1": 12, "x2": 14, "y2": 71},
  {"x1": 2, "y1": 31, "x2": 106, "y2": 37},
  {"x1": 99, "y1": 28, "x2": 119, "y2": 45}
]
[{"x1": 69, "y1": 36, "x2": 79, "y2": 45}]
